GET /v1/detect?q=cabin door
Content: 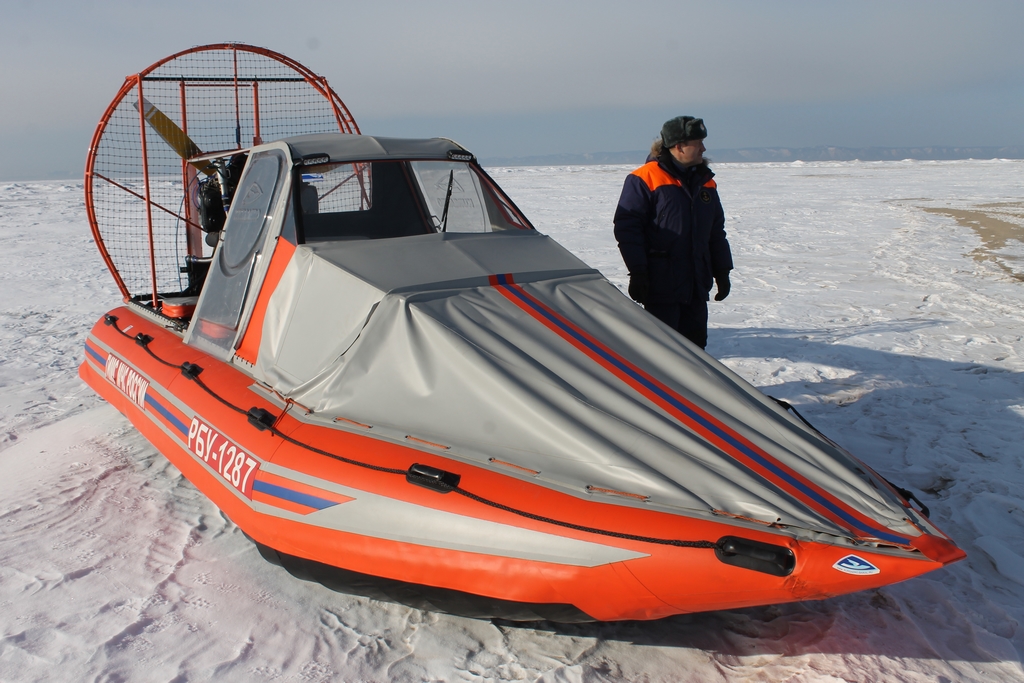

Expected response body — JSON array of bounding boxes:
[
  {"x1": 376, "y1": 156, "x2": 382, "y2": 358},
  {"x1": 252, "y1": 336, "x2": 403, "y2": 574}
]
[{"x1": 185, "y1": 147, "x2": 289, "y2": 359}]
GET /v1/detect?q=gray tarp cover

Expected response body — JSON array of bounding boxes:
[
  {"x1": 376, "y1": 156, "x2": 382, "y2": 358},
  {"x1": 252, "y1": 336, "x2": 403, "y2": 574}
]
[{"x1": 253, "y1": 230, "x2": 919, "y2": 541}]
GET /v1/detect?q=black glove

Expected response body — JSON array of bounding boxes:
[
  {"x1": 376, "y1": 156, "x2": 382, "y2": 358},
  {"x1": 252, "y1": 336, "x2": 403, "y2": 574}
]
[
  {"x1": 714, "y1": 272, "x2": 731, "y2": 301},
  {"x1": 628, "y1": 270, "x2": 650, "y2": 305}
]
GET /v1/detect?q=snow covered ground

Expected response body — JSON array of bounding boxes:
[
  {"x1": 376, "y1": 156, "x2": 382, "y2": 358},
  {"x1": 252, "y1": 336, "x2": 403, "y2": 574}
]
[{"x1": 2, "y1": 159, "x2": 1023, "y2": 681}]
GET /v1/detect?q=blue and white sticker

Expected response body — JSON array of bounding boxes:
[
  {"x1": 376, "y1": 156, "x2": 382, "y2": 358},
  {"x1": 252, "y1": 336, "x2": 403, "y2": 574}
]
[{"x1": 833, "y1": 555, "x2": 880, "y2": 575}]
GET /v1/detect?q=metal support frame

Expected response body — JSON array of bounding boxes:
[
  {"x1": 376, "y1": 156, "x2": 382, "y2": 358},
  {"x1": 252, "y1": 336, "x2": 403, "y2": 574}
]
[
  {"x1": 136, "y1": 76, "x2": 160, "y2": 309},
  {"x1": 84, "y1": 42, "x2": 362, "y2": 304}
]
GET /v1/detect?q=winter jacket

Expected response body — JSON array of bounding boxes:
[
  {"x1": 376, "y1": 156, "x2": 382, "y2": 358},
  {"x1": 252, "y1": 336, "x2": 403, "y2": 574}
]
[{"x1": 613, "y1": 153, "x2": 733, "y2": 304}]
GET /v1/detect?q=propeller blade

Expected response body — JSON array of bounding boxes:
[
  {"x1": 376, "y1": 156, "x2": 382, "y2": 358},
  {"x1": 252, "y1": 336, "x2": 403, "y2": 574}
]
[{"x1": 133, "y1": 97, "x2": 215, "y2": 176}]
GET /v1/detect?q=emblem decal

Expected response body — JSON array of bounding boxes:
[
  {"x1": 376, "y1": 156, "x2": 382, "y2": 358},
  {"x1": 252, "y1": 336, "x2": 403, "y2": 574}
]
[
  {"x1": 240, "y1": 182, "x2": 264, "y2": 204},
  {"x1": 833, "y1": 554, "x2": 880, "y2": 575},
  {"x1": 699, "y1": 189, "x2": 711, "y2": 203}
]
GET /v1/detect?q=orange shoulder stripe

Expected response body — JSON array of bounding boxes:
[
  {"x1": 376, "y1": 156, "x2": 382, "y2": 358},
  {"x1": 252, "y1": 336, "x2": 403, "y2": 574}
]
[
  {"x1": 631, "y1": 162, "x2": 681, "y2": 191},
  {"x1": 703, "y1": 178, "x2": 717, "y2": 189},
  {"x1": 234, "y1": 237, "x2": 296, "y2": 365}
]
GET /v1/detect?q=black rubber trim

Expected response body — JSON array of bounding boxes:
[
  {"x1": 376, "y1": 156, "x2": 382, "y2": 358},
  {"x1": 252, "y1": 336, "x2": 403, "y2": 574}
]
[{"x1": 249, "y1": 537, "x2": 596, "y2": 623}]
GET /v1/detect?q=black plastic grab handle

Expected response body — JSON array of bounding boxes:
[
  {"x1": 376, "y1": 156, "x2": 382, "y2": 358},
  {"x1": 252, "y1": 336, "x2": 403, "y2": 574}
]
[{"x1": 715, "y1": 536, "x2": 796, "y2": 577}]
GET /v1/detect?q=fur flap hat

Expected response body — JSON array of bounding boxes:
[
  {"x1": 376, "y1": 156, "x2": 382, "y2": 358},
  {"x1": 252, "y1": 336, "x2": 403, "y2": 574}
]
[{"x1": 661, "y1": 116, "x2": 707, "y2": 147}]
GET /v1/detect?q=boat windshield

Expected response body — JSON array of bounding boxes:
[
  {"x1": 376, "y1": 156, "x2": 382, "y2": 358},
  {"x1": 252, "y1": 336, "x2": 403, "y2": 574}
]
[{"x1": 296, "y1": 160, "x2": 531, "y2": 242}]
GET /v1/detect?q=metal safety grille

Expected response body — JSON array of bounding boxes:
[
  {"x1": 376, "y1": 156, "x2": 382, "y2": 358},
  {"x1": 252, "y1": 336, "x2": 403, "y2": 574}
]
[{"x1": 85, "y1": 43, "x2": 358, "y2": 301}]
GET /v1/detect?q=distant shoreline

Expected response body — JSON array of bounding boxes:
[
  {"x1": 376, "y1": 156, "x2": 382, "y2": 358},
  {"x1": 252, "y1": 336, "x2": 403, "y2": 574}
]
[
  {"x1": 482, "y1": 146, "x2": 1024, "y2": 167},
  {"x1": 6, "y1": 147, "x2": 1024, "y2": 182}
]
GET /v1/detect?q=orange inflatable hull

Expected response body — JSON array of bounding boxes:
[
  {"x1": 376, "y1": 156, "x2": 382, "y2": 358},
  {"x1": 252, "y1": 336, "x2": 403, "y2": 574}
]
[{"x1": 81, "y1": 306, "x2": 964, "y2": 621}]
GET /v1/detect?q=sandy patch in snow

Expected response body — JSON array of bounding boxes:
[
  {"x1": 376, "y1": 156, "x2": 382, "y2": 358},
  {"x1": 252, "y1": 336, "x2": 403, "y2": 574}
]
[{"x1": 921, "y1": 204, "x2": 1024, "y2": 280}]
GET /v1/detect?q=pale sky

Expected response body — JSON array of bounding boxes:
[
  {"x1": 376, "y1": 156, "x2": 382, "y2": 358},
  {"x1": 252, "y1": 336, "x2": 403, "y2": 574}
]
[{"x1": 2, "y1": 0, "x2": 1023, "y2": 179}]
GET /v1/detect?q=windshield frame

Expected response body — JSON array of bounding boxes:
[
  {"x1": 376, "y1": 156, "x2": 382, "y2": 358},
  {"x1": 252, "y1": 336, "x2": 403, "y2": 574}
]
[{"x1": 289, "y1": 158, "x2": 534, "y2": 244}]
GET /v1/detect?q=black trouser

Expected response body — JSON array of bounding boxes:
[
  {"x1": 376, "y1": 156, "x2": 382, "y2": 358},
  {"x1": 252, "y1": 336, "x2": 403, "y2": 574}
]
[{"x1": 645, "y1": 299, "x2": 709, "y2": 349}]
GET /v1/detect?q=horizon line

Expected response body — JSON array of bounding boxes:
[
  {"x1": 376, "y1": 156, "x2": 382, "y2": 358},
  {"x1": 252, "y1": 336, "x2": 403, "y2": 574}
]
[{"x1": 481, "y1": 144, "x2": 1024, "y2": 167}]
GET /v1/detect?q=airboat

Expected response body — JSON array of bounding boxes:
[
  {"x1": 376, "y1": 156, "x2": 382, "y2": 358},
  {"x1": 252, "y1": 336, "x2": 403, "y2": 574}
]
[{"x1": 79, "y1": 44, "x2": 964, "y2": 621}]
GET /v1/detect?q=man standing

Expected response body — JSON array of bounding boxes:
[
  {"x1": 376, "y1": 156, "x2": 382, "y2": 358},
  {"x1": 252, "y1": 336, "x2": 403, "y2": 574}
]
[{"x1": 613, "y1": 116, "x2": 733, "y2": 349}]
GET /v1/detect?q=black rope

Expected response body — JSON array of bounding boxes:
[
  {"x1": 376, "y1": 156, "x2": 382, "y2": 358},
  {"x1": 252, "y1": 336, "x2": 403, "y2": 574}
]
[
  {"x1": 102, "y1": 314, "x2": 720, "y2": 550},
  {"x1": 267, "y1": 424, "x2": 408, "y2": 476},
  {"x1": 106, "y1": 316, "x2": 177, "y2": 367},
  {"x1": 272, "y1": 424, "x2": 717, "y2": 548},
  {"x1": 138, "y1": 338, "x2": 181, "y2": 369},
  {"x1": 192, "y1": 374, "x2": 250, "y2": 416},
  {"x1": 450, "y1": 485, "x2": 718, "y2": 549}
]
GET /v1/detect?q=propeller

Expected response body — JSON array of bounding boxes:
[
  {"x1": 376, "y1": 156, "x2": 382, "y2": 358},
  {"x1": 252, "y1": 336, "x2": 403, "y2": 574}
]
[{"x1": 133, "y1": 97, "x2": 216, "y2": 176}]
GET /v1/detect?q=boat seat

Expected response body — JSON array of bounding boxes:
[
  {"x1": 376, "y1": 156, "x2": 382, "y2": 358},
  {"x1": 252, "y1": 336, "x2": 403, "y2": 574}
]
[{"x1": 300, "y1": 182, "x2": 319, "y2": 214}]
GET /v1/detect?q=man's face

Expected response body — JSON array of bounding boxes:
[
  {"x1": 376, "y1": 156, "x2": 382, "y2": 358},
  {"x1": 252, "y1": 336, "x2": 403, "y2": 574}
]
[{"x1": 669, "y1": 138, "x2": 705, "y2": 166}]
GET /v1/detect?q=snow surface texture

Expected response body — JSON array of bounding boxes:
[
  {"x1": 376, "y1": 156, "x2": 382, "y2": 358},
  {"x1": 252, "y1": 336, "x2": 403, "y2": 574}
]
[{"x1": 1, "y1": 160, "x2": 1023, "y2": 681}]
